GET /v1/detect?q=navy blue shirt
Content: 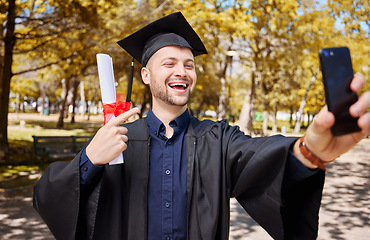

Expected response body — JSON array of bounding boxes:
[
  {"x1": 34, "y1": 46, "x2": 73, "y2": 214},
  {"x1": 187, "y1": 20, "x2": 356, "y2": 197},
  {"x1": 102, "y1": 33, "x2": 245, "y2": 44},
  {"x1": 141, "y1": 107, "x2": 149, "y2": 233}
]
[
  {"x1": 80, "y1": 109, "x2": 318, "y2": 239},
  {"x1": 146, "y1": 109, "x2": 189, "y2": 240}
]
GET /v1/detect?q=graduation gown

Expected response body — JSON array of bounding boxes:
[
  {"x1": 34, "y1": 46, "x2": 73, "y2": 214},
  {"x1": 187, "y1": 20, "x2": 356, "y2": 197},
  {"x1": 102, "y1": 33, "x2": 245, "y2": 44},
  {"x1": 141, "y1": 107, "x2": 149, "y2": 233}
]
[{"x1": 33, "y1": 117, "x2": 325, "y2": 240}]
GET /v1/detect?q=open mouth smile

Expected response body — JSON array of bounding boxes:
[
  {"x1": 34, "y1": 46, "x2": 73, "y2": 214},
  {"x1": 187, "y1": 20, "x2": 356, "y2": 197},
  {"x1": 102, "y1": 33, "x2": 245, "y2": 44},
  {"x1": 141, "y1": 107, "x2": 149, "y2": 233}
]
[{"x1": 168, "y1": 82, "x2": 189, "y2": 92}]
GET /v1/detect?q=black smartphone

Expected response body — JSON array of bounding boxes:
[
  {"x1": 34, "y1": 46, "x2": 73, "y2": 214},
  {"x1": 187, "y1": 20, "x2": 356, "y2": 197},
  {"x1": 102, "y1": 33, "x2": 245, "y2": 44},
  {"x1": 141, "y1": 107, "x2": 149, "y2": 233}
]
[{"x1": 319, "y1": 47, "x2": 361, "y2": 136}]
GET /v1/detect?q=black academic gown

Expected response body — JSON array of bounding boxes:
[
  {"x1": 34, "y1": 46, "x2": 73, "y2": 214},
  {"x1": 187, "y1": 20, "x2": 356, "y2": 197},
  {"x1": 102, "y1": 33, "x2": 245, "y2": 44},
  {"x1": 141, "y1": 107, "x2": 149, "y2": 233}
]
[{"x1": 33, "y1": 117, "x2": 325, "y2": 240}]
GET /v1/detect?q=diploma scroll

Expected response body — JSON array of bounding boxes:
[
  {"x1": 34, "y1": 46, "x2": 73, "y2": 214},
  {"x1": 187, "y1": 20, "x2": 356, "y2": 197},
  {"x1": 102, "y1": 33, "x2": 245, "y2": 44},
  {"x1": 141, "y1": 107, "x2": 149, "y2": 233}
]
[{"x1": 96, "y1": 53, "x2": 124, "y2": 165}]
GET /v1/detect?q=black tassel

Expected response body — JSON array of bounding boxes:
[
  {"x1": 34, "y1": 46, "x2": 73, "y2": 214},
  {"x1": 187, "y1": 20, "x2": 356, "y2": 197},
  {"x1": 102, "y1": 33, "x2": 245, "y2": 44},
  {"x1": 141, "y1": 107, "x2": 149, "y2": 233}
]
[{"x1": 126, "y1": 58, "x2": 134, "y2": 102}]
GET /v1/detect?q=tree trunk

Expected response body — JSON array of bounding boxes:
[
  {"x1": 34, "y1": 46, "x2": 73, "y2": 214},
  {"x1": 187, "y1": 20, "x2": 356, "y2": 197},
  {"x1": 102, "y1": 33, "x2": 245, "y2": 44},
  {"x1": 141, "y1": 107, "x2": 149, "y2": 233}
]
[
  {"x1": 247, "y1": 67, "x2": 257, "y2": 135},
  {"x1": 272, "y1": 104, "x2": 278, "y2": 133},
  {"x1": 238, "y1": 60, "x2": 257, "y2": 136},
  {"x1": 294, "y1": 72, "x2": 317, "y2": 134},
  {"x1": 289, "y1": 106, "x2": 294, "y2": 128},
  {"x1": 71, "y1": 79, "x2": 79, "y2": 123},
  {"x1": 238, "y1": 90, "x2": 251, "y2": 133},
  {"x1": 39, "y1": 82, "x2": 46, "y2": 115},
  {"x1": 80, "y1": 81, "x2": 85, "y2": 118},
  {"x1": 87, "y1": 99, "x2": 91, "y2": 121},
  {"x1": 57, "y1": 78, "x2": 70, "y2": 128},
  {"x1": 217, "y1": 75, "x2": 227, "y2": 120},
  {"x1": 262, "y1": 108, "x2": 268, "y2": 136},
  {"x1": 217, "y1": 55, "x2": 231, "y2": 120},
  {"x1": 0, "y1": 0, "x2": 16, "y2": 155},
  {"x1": 21, "y1": 96, "x2": 25, "y2": 112}
]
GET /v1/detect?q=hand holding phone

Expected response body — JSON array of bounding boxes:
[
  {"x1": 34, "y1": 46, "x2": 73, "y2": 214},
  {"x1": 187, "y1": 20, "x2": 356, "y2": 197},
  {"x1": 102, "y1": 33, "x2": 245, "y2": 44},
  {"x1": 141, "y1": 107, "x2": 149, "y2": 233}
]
[{"x1": 319, "y1": 47, "x2": 361, "y2": 136}]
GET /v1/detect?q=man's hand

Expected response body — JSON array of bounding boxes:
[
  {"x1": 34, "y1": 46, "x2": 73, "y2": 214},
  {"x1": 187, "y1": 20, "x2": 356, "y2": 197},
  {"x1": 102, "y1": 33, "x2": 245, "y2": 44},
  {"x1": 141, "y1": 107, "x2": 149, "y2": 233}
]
[
  {"x1": 294, "y1": 73, "x2": 370, "y2": 168},
  {"x1": 86, "y1": 108, "x2": 140, "y2": 165}
]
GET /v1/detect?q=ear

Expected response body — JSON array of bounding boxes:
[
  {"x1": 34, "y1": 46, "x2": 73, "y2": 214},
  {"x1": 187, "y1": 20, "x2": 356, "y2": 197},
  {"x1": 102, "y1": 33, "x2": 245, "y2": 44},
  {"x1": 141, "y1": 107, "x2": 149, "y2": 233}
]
[{"x1": 141, "y1": 67, "x2": 150, "y2": 85}]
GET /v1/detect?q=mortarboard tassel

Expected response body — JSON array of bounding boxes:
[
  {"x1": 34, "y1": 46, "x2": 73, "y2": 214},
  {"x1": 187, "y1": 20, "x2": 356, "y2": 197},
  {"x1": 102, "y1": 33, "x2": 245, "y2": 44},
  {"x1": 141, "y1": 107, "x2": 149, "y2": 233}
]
[{"x1": 126, "y1": 58, "x2": 134, "y2": 102}]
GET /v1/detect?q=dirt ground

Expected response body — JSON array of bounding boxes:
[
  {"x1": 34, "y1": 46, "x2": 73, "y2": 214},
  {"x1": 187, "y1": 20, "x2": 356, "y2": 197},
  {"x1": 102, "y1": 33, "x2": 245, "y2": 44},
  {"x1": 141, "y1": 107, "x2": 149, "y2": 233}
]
[
  {"x1": 230, "y1": 138, "x2": 370, "y2": 239},
  {"x1": 0, "y1": 138, "x2": 368, "y2": 239}
]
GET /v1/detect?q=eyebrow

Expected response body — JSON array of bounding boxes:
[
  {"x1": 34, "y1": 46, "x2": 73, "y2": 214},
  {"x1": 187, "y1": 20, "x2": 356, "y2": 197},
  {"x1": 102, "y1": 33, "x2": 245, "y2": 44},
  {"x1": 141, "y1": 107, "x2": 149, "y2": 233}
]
[{"x1": 160, "y1": 57, "x2": 194, "y2": 63}]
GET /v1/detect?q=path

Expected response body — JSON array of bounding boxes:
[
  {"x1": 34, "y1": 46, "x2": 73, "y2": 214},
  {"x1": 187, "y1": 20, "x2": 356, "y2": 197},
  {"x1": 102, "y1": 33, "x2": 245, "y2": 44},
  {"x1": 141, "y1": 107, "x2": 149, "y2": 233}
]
[
  {"x1": 230, "y1": 137, "x2": 370, "y2": 239},
  {"x1": 0, "y1": 138, "x2": 368, "y2": 239}
]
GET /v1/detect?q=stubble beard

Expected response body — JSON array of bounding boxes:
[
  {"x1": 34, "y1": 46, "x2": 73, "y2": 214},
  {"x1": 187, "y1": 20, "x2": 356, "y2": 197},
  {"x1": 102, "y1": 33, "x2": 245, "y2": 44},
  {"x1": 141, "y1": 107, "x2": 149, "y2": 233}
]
[{"x1": 150, "y1": 78, "x2": 191, "y2": 107}]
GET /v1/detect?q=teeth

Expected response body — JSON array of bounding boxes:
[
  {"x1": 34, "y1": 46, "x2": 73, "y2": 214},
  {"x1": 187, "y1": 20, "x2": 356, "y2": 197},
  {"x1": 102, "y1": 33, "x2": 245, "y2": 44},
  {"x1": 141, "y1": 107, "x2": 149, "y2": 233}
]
[{"x1": 169, "y1": 83, "x2": 187, "y2": 88}]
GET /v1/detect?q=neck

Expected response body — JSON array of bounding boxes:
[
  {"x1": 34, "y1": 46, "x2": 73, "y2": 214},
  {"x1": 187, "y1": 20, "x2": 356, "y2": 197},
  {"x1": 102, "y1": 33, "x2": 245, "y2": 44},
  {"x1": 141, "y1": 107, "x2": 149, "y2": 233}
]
[{"x1": 151, "y1": 102, "x2": 187, "y2": 138}]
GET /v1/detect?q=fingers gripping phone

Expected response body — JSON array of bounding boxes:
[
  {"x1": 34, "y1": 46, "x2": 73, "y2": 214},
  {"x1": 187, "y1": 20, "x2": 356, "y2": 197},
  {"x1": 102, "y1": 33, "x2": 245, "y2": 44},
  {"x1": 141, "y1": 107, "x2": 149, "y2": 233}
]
[{"x1": 319, "y1": 47, "x2": 361, "y2": 136}]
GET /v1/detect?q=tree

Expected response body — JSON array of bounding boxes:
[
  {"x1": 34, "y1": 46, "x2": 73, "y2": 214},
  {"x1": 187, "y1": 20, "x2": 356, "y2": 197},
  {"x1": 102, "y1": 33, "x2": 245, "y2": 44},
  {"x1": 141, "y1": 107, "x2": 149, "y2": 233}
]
[
  {"x1": 233, "y1": 0, "x2": 305, "y2": 134},
  {"x1": 292, "y1": 0, "x2": 370, "y2": 132},
  {"x1": 177, "y1": 1, "x2": 253, "y2": 119},
  {"x1": 0, "y1": 0, "x2": 122, "y2": 154},
  {"x1": 2, "y1": 0, "x2": 368, "y2": 158},
  {"x1": 0, "y1": 0, "x2": 16, "y2": 156}
]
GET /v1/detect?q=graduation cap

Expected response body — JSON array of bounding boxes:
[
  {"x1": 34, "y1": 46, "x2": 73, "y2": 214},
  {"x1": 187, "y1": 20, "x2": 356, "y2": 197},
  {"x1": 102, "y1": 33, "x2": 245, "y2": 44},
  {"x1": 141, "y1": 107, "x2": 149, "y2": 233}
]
[{"x1": 117, "y1": 11, "x2": 208, "y2": 67}]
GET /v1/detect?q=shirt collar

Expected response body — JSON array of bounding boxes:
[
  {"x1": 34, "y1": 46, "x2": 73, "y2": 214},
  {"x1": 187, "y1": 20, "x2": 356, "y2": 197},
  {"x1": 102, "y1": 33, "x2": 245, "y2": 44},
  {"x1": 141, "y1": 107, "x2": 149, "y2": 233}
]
[
  {"x1": 171, "y1": 108, "x2": 191, "y2": 133},
  {"x1": 147, "y1": 108, "x2": 190, "y2": 137}
]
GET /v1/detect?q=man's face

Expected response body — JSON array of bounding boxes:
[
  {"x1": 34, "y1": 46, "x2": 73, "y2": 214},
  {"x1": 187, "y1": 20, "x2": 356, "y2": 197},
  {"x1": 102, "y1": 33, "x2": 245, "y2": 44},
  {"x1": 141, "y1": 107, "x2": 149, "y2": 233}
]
[{"x1": 141, "y1": 45, "x2": 197, "y2": 108}]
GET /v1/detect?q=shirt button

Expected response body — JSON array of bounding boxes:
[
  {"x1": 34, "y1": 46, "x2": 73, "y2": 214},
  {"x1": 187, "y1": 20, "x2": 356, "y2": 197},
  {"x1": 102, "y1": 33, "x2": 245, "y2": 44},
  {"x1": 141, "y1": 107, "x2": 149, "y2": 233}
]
[
  {"x1": 165, "y1": 202, "x2": 170, "y2": 208},
  {"x1": 166, "y1": 237, "x2": 170, "y2": 240},
  {"x1": 165, "y1": 169, "x2": 171, "y2": 175},
  {"x1": 167, "y1": 141, "x2": 172, "y2": 145},
  {"x1": 83, "y1": 167, "x2": 88, "y2": 171}
]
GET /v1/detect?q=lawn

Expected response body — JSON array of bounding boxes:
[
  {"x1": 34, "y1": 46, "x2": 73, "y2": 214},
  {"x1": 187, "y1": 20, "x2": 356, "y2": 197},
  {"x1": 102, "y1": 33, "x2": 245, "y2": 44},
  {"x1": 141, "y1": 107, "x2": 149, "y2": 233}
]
[{"x1": 0, "y1": 113, "x2": 102, "y2": 190}]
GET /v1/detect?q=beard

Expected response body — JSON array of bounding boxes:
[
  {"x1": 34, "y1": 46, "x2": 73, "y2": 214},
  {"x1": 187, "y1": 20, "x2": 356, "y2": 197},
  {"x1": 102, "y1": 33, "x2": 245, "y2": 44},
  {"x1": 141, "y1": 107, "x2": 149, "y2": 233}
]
[{"x1": 150, "y1": 77, "x2": 192, "y2": 107}]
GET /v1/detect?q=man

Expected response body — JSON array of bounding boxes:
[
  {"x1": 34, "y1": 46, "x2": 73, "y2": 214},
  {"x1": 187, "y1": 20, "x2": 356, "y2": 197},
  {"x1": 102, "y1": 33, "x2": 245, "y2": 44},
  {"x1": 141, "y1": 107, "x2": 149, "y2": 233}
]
[{"x1": 33, "y1": 12, "x2": 370, "y2": 240}]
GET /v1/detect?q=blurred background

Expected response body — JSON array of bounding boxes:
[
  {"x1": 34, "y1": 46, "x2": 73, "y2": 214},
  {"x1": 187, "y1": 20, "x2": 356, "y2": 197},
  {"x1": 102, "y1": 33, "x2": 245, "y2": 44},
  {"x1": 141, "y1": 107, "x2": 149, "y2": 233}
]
[{"x1": 0, "y1": 0, "x2": 369, "y2": 239}]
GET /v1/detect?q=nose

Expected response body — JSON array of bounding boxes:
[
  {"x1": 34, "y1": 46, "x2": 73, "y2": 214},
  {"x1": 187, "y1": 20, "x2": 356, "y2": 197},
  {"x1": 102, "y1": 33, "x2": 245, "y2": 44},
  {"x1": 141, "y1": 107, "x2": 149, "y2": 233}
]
[{"x1": 174, "y1": 64, "x2": 187, "y2": 78}]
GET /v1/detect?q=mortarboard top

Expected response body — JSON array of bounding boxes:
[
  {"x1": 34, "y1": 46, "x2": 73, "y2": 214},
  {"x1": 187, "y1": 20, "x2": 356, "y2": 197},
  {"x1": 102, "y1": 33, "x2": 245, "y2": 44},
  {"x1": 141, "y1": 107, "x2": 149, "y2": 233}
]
[{"x1": 117, "y1": 12, "x2": 208, "y2": 66}]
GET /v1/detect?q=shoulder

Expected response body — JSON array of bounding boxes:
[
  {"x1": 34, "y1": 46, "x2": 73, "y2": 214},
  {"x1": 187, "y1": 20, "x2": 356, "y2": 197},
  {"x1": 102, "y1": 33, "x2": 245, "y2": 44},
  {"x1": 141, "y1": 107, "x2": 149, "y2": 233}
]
[
  {"x1": 123, "y1": 118, "x2": 149, "y2": 140},
  {"x1": 190, "y1": 117, "x2": 242, "y2": 138}
]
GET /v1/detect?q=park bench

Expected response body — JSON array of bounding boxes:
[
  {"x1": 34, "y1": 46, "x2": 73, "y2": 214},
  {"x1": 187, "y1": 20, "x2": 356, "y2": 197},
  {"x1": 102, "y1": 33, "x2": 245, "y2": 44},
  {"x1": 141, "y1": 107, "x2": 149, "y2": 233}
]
[{"x1": 32, "y1": 136, "x2": 90, "y2": 171}]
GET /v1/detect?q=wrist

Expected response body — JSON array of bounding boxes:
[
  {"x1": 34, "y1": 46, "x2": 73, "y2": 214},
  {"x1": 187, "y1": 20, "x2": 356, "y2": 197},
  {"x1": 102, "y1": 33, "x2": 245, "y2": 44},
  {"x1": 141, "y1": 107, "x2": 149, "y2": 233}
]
[
  {"x1": 295, "y1": 135, "x2": 326, "y2": 171},
  {"x1": 86, "y1": 145, "x2": 102, "y2": 166}
]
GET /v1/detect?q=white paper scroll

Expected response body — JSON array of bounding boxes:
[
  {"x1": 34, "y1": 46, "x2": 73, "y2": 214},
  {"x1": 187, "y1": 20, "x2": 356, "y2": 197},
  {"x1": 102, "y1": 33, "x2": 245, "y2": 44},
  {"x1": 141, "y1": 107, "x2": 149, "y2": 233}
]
[{"x1": 96, "y1": 53, "x2": 124, "y2": 165}]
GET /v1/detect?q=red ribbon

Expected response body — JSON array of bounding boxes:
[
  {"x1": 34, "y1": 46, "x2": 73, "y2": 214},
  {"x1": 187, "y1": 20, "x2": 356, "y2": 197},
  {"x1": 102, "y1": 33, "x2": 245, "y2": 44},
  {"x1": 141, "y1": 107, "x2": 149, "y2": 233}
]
[{"x1": 102, "y1": 101, "x2": 131, "y2": 124}]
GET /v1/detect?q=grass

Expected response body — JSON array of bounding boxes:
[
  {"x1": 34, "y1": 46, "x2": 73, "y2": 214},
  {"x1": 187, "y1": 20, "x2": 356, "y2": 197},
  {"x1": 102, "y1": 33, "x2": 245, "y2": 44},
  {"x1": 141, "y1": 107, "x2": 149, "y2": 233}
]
[
  {"x1": 5, "y1": 118, "x2": 101, "y2": 165},
  {"x1": 1, "y1": 113, "x2": 102, "y2": 190},
  {"x1": 0, "y1": 165, "x2": 40, "y2": 190}
]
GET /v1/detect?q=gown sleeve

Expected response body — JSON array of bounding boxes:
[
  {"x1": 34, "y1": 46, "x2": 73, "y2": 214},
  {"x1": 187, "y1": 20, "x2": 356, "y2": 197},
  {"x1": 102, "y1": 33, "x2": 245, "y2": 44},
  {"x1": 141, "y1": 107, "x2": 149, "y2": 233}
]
[
  {"x1": 80, "y1": 149, "x2": 104, "y2": 184},
  {"x1": 33, "y1": 152, "x2": 82, "y2": 240},
  {"x1": 33, "y1": 149, "x2": 104, "y2": 240},
  {"x1": 225, "y1": 128, "x2": 325, "y2": 240}
]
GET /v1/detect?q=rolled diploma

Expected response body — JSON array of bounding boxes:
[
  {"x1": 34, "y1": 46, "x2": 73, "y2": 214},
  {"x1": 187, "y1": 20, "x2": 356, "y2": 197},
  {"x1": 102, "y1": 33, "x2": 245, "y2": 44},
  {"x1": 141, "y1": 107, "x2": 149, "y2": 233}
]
[{"x1": 96, "y1": 53, "x2": 124, "y2": 165}]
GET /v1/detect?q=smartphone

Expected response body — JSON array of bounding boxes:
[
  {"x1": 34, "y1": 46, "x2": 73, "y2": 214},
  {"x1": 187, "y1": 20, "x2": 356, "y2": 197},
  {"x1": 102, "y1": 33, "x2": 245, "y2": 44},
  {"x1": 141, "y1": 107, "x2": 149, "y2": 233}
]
[{"x1": 319, "y1": 47, "x2": 361, "y2": 136}]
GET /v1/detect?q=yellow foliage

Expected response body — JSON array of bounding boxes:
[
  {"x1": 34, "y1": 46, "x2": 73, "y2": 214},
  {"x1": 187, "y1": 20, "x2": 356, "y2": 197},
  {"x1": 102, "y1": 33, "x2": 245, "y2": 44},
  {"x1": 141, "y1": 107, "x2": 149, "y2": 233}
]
[{"x1": 4, "y1": 0, "x2": 369, "y2": 119}]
